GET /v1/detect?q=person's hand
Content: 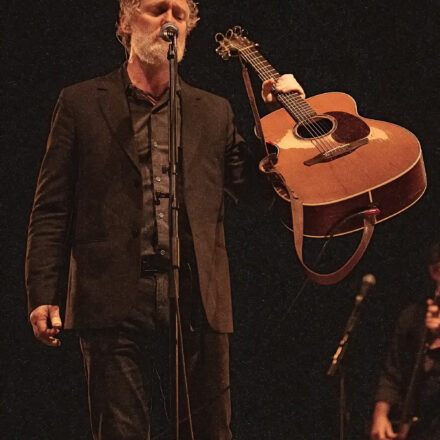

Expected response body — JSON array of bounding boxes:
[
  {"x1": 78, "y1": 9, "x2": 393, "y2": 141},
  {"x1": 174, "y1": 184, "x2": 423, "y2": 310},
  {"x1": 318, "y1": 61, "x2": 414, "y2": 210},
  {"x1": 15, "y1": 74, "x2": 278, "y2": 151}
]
[
  {"x1": 261, "y1": 74, "x2": 305, "y2": 111},
  {"x1": 370, "y1": 414, "x2": 397, "y2": 440},
  {"x1": 426, "y1": 298, "x2": 440, "y2": 337},
  {"x1": 29, "y1": 305, "x2": 62, "y2": 347},
  {"x1": 370, "y1": 402, "x2": 397, "y2": 440}
]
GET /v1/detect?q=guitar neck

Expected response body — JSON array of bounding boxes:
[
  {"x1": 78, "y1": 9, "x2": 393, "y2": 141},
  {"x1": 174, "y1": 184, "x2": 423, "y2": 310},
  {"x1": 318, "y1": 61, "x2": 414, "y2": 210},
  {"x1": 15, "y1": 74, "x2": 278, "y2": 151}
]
[{"x1": 239, "y1": 46, "x2": 316, "y2": 122}]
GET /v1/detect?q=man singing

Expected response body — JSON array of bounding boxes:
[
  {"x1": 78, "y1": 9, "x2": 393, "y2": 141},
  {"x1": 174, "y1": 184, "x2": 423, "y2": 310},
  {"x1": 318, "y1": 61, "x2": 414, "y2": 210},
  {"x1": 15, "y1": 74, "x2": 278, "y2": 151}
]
[{"x1": 25, "y1": 1, "x2": 304, "y2": 438}]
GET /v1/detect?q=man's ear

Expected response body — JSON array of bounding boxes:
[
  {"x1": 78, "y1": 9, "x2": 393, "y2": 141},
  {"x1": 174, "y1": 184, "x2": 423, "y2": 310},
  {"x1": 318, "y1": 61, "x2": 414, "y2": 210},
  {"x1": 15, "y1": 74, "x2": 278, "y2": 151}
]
[{"x1": 120, "y1": 15, "x2": 132, "y2": 34}]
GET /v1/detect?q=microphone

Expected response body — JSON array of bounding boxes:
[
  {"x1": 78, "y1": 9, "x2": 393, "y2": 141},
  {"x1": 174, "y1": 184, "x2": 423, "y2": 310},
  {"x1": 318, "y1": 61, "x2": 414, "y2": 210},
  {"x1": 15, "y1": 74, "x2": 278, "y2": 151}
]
[
  {"x1": 160, "y1": 22, "x2": 179, "y2": 42},
  {"x1": 355, "y1": 273, "x2": 376, "y2": 303},
  {"x1": 327, "y1": 273, "x2": 376, "y2": 376}
]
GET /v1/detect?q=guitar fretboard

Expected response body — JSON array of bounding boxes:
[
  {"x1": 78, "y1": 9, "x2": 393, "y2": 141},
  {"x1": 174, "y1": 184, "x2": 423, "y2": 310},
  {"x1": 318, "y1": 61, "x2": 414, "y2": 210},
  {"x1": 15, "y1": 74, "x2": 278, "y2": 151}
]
[{"x1": 238, "y1": 45, "x2": 316, "y2": 122}]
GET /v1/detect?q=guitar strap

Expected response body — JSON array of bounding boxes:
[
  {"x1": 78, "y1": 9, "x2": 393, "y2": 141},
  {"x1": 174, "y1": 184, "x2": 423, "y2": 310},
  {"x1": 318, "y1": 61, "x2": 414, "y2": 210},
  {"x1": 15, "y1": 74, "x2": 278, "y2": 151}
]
[
  {"x1": 239, "y1": 57, "x2": 268, "y2": 155},
  {"x1": 239, "y1": 57, "x2": 376, "y2": 285},
  {"x1": 289, "y1": 193, "x2": 375, "y2": 285}
]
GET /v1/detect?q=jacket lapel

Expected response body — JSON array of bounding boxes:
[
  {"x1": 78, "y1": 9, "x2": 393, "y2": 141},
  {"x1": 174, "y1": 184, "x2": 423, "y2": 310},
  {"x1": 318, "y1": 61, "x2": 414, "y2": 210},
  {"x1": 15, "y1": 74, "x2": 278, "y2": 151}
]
[
  {"x1": 96, "y1": 71, "x2": 203, "y2": 176},
  {"x1": 97, "y1": 69, "x2": 141, "y2": 174}
]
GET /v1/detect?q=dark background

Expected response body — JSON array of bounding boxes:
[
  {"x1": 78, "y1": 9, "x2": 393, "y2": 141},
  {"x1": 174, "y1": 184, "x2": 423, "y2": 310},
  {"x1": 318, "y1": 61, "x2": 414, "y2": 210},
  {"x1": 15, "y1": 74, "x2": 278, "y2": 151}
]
[{"x1": 2, "y1": 0, "x2": 439, "y2": 439}]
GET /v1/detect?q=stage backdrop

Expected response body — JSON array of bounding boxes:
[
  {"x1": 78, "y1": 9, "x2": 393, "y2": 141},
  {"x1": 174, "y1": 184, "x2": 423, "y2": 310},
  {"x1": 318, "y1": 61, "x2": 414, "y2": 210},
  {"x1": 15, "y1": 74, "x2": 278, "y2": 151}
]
[{"x1": 2, "y1": 1, "x2": 439, "y2": 439}]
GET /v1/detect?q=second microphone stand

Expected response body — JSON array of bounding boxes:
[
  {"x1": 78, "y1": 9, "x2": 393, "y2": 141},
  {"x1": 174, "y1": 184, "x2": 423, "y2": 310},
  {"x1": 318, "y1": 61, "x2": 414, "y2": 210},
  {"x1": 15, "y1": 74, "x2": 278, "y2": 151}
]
[{"x1": 327, "y1": 275, "x2": 374, "y2": 440}]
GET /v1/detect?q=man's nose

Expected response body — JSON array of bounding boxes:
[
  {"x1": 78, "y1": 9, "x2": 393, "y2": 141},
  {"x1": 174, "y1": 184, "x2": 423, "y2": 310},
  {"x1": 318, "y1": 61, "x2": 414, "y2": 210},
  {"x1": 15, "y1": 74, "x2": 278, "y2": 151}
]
[{"x1": 161, "y1": 9, "x2": 176, "y2": 25}]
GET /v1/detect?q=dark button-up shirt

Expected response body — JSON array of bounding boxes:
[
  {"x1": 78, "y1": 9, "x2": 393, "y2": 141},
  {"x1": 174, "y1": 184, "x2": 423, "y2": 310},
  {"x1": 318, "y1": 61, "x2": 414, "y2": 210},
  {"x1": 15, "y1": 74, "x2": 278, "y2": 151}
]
[
  {"x1": 123, "y1": 66, "x2": 181, "y2": 259},
  {"x1": 122, "y1": 65, "x2": 197, "y2": 280}
]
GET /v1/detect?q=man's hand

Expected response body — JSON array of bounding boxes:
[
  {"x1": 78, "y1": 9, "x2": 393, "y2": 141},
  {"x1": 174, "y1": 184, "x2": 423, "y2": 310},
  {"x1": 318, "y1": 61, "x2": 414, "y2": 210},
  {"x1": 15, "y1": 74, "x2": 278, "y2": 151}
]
[
  {"x1": 370, "y1": 402, "x2": 397, "y2": 440},
  {"x1": 29, "y1": 305, "x2": 62, "y2": 347},
  {"x1": 261, "y1": 74, "x2": 305, "y2": 112},
  {"x1": 426, "y1": 298, "x2": 440, "y2": 338}
]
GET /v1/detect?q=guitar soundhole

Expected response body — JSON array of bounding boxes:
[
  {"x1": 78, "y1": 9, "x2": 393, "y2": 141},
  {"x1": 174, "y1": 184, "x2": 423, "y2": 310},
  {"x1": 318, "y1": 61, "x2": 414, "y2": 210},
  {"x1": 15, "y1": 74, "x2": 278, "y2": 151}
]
[{"x1": 295, "y1": 115, "x2": 335, "y2": 140}]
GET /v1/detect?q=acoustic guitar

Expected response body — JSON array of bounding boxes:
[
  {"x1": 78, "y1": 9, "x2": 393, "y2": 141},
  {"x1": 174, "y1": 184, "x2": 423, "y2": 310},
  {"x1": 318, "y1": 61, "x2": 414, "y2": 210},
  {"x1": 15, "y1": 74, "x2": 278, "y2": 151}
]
[{"x1": 215, "y1": 26, "x2": 427, "y2": 238}]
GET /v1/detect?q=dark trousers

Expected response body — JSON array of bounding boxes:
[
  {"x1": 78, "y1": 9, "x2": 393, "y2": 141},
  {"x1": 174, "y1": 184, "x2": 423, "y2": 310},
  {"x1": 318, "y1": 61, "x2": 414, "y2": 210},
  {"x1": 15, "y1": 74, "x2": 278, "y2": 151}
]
[{"x1": 79, "y1": 275, "x2": 231, "y2": 440}]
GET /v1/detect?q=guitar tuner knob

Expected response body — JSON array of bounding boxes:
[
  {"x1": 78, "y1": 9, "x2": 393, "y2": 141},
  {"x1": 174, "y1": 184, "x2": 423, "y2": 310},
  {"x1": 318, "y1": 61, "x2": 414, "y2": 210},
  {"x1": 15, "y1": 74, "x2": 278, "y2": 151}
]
[{"x1": 214, "y1": 33, "x2": 224, "y2": 42}]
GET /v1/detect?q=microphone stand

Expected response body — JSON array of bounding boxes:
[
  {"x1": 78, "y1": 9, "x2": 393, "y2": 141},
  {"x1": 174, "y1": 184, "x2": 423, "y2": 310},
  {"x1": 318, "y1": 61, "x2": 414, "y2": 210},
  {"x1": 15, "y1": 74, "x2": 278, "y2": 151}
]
[
  {"x1": 167, "y1": 35, "x2": 194, "y2": 440},
  {"x1": 327, "y1": 285, "x2": 370, "y2": 440}
]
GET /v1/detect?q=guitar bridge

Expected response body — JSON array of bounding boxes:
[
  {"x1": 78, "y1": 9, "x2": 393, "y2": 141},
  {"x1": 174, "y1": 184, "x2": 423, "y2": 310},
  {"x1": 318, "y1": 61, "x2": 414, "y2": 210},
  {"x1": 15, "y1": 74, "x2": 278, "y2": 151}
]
[{"x1": 304, "y1": 138, "x2": 369, "y2": 166}]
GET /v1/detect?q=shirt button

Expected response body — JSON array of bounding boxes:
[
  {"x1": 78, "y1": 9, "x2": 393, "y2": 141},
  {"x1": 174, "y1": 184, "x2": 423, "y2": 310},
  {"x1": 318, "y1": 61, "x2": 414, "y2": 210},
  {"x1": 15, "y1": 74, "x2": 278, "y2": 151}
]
[
  {"x1": 153, "y1": 141, "x2": 158, "y2": 148},
  {"x1": 155, "y1": 176, "x2": 161, "y2": 182},
  {"x1": 159, "y1": 249, "x2": 166, "y2": 255},
  {"x1": 159, "y1": 213, "x2": 164, "y2": 218}
]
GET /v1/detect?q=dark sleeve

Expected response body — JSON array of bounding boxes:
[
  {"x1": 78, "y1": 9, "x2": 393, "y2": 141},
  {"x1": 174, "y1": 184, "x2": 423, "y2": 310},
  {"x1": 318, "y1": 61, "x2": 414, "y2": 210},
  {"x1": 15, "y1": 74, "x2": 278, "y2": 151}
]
[
  {"x1": 374, "y1": 305, "x2": 422, "y2": 408},
  {"x1": 223, "y1": 100, "x2": 245, "y2": 204},
  {"x1": 25, "y1": 89, "x2": 77, "y2": 314}
]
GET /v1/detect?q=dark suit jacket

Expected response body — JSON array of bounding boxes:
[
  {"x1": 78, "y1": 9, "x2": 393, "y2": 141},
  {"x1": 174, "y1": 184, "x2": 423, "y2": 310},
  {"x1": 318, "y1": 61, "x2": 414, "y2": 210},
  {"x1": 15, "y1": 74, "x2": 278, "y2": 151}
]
[{"x1": 25, "y1": 67, "x2": 244, "y2": 333}]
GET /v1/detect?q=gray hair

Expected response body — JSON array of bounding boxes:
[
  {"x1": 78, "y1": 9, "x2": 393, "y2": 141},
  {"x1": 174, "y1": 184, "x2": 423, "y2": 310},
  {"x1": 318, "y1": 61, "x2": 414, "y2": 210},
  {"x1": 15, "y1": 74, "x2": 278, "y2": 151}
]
[{"x1": 116, "y1": 0, "x2": 200, "y2": 51}]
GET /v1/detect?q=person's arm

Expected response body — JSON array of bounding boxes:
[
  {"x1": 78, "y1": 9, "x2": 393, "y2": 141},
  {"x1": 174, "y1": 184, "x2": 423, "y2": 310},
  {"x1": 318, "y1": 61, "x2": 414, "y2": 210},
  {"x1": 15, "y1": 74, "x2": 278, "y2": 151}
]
[
  {"x1": 25, "y1": 89, "x2": 77, "y2": 347},
  {"x1": 261, "y1": 73, "x2": 305, "y2": 112}
]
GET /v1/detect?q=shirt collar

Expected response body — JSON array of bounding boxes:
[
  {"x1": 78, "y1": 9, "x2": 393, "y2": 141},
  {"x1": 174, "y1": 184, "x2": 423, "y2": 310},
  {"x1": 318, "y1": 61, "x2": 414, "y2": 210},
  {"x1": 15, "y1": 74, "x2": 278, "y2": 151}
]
[{"x1": 122, "y1": 62, "x2": 181, "y2": 106}]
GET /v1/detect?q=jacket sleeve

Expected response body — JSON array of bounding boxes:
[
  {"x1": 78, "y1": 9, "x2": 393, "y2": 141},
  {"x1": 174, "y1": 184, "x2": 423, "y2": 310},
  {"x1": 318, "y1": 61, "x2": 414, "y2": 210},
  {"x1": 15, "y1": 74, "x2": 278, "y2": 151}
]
[
  {"x1": 25, "y1": 89, "x2": 77, "y2": 314},
  {"x1": 223, "y1": 100, "x2": 245, "y2": 204}
]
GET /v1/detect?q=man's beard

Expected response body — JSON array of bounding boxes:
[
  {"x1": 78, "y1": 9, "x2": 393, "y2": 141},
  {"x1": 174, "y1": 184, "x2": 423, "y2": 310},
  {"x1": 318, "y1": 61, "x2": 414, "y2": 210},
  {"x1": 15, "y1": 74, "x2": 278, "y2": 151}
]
[{"x1": 131, "y1": 30, "x2": 186, "y2": 66}]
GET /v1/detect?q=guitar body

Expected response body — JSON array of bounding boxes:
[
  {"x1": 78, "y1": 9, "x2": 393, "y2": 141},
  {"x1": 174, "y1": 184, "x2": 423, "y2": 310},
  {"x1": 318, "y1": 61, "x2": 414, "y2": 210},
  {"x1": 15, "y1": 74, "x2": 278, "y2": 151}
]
[{"x1": 259, "y1": 92, "x2": 427, "y2": 237}]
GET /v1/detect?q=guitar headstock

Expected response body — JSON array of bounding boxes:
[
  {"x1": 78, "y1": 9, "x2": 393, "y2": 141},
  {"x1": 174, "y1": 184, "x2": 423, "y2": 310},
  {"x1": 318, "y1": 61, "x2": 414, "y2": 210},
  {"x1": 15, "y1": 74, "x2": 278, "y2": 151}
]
[{"x1": 215, "y1": 26, "x2": 257, "y2": 60}]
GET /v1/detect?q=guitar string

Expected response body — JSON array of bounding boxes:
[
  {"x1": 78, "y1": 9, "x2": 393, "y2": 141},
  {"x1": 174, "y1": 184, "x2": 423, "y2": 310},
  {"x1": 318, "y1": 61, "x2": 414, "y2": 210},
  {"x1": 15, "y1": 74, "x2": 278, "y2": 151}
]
[
  {"x1": 241, "y1": 52, "x2": 332, "y2": 155},
  {"x1": 240, "y1": 44, "x2": 376, "y2": 192},
  {"x1": 240, "y1": 48, "x2": 325, "y2": 141},
  {"x1": 240, "y1": 46, "x2": 338, "y2": 154},
  {"x1": 241, "y1": 48, "x2": 314, "y2": 122},
  {"x1": 240, "y1": 47, "x2": 327, "y2": 140},
  {"x1": 241, "y1": 58, "x2": 332, "y2": 156},
  {"x1": 238, "y1": 49, "x2": 327, "y2": 155},
  {"x1": 241, "y1": 47, "x2": 333, "y2": 151},
  {"x1": 253, "y1": 52, "x2": 333, "y2": 145}
]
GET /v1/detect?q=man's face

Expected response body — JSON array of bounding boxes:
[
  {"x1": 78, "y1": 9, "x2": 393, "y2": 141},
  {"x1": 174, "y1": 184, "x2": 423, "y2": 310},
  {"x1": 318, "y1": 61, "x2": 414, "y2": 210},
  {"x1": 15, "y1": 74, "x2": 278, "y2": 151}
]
[{"x1": 126, "y1": 0, "x2": 189, "y2": 66}]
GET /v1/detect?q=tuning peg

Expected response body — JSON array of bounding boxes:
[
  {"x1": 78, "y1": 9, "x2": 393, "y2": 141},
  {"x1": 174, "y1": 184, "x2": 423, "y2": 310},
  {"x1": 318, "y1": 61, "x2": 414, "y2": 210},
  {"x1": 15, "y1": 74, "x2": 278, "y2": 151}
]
[
  {"x1": 233, "y1": 25, "x2": 242, "y2": 35},
  {"x1": 214, "y1": 32, "x2": 224, "y2": 42}
]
